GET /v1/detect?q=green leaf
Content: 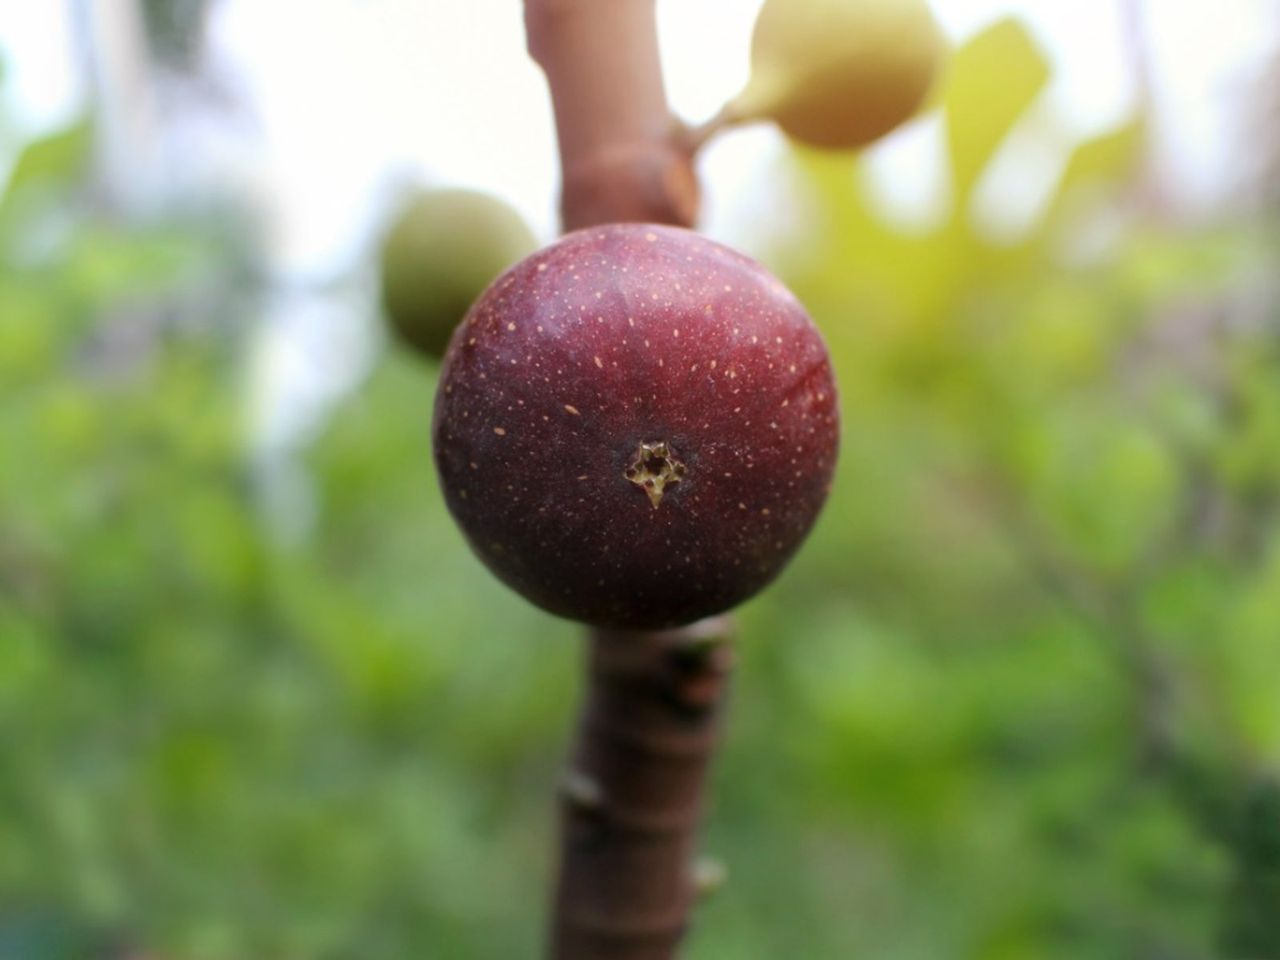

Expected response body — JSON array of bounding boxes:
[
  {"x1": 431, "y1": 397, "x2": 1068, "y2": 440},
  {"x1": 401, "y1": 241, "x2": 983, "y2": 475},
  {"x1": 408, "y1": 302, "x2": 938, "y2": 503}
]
[{"x1": 1, "y1": 118, "x2": 92, "y2": 207}]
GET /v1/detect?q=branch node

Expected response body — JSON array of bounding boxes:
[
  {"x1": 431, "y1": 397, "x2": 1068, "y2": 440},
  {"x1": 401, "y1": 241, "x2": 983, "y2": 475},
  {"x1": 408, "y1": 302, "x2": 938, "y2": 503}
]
[
  {"x1": 667, "y1": 616, "x2": 733, "y2": 661},
  {"x1": 665, "y1": 617, "x2": 735, "y2": 712},
  {"x1": 693, "y1": 857, "x2": 729, "y2": 900},
  {"x1": 561, "y1": 768, "x2": 605, "y2": 812},
  {"x1": 560, "y1": 143, "x2": 698, "y2": 232}
]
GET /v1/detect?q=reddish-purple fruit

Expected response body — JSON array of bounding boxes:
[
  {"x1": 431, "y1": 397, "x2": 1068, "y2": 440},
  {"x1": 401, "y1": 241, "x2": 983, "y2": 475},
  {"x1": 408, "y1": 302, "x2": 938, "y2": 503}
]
[{"x1": 433, "y1": 224, "x2": 839, "y2": 630}]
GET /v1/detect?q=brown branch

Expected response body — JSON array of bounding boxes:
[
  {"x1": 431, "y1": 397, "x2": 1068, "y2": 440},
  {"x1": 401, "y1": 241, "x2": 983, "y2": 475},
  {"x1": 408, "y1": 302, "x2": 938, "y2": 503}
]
[
  {"x1": 524, "y1": 0, "x2": 699, "y2": 230},
  {"x1": 523, "y1": 4, "x2": 729, "y2": 956},
  {"x1": 550, "y1": 619, "x2": 734, "y2": 960}
]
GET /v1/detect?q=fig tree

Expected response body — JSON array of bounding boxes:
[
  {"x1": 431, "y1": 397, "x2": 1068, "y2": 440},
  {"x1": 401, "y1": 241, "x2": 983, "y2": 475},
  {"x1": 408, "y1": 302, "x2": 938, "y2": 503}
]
[
  {"x1": 379, "y1": 188, "x2": 537, "y2": 360},
  {"x1": 731, "y1": 0, "x2": 943, "y2": 150},
  {"x1": 433, "y1": 224, "x2": 839, "y2": 630}
]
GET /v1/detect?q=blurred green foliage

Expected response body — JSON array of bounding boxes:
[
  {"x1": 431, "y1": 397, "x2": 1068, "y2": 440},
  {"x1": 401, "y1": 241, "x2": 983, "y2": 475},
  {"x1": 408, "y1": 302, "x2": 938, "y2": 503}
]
[{"x1": 2, "y1": 18, "x2": 1279, "y2": 960}]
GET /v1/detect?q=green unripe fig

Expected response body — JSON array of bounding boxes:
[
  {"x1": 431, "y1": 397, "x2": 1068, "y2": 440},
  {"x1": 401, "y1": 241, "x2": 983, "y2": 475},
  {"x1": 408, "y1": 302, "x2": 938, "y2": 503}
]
[
  {"x1": 730, "y1": 0, "x2": 943, "y2": 150},
  {"x1": 378, "y1": 188, "x2": 538, "y2": 360}
]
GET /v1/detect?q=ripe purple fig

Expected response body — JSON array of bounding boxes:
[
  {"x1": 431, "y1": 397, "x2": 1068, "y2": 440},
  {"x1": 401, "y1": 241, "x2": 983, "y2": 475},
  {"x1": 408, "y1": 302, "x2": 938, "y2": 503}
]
[{"x1": 433, "y1": 224, "x2": 839, "y2": 630}]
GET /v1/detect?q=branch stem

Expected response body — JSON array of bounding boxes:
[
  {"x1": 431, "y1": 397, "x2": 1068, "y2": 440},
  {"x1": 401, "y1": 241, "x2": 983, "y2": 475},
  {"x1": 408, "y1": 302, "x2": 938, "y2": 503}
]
[
  {"x1": 524, "y1": 0, "x2": 699, "y2": 230},
  {"x1": 550, "y1": 620, "x2": 734, "y2": 959},
  {"x1": 523, "y1": 5, "x2": 728, "y2": 956}
]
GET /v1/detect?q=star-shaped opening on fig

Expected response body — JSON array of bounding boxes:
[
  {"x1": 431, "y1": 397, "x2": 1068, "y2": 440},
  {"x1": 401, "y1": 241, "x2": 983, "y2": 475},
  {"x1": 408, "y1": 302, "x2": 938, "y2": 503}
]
[{"x1": 624, "y1": 440, "x2": 687, "y2": 509}]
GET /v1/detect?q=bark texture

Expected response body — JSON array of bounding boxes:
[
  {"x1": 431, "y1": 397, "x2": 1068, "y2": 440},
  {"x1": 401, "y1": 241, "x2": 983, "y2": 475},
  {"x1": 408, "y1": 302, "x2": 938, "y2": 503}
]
[{"x1": 550, "y1": 620, "x2": 734, "y2": 959}]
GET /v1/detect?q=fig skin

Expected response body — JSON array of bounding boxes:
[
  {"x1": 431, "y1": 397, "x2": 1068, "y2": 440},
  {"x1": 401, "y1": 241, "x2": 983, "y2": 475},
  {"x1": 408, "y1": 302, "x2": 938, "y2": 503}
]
[
  {"x1": 432, "y1": 224, "x2": 839, "y2": 630},
  {"x1": 379, "y1": 188, "x2": 537, "y2": 360}
]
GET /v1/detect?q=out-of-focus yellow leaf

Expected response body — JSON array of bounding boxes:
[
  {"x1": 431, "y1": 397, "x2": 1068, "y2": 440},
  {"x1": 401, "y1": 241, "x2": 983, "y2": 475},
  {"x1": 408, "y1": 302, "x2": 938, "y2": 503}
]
[
  {"x1": 942, "y1": 18, "x2": 1050, "y2": 202},
  {"x1": 776, "y1": 19, "x2": 1061, "y2": 334},
  {"x1": 1042, "y1": 116, "x2": 1147, "y2": 228},
  {"x1": 782, "y1": 149, "x2": 956, "y2": 329}
]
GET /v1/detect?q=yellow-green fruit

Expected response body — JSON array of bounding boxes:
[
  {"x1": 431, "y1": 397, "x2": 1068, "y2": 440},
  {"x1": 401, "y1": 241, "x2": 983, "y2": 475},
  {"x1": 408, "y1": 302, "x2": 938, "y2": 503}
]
[
  {"x1": 733, "y1": 0, "x2": 943, "y2": 150},
  {"x1": 379, "y1": 189, "x2": 537, "y2": 360}
]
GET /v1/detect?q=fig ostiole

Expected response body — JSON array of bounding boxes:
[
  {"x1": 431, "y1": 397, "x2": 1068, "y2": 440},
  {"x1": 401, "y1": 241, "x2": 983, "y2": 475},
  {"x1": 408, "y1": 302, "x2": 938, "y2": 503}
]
[
  {"x1": 432, "y1": 224, "x2": 839, "y2": 631},
  {"x1": 730, "y1": 0, "x2": 944, "y2": 150},
  {"x1": 379, "y1": 187, "x2": 537, "y2": 360}
]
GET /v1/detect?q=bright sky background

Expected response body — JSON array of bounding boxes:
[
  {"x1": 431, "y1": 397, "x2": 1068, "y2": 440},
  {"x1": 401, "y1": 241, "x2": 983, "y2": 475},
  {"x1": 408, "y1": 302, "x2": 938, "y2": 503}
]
[
  {"x1": 3, "y1": 0, "x2": 1278, "y2": 272},
  {"x1": 1, "y1": 0, "x2": 1276, "y2": 519}
]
